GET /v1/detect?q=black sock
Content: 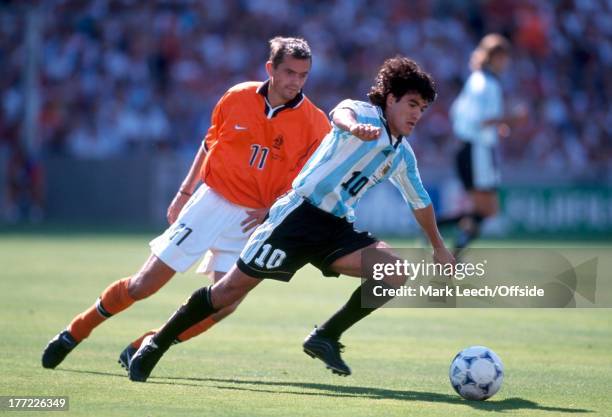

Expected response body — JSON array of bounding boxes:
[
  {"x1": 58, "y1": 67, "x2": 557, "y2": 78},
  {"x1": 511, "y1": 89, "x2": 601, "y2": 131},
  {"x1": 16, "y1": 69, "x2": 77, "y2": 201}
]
[
  {"x1": 152, "y1": 286, "x2": 216, "y2": 351},
  {"x1": 317, "y1": 280, "x2": 395, "y2": 341},
  {"x1": 455, "y1": 213, "x2": 485, "y2": 250}
]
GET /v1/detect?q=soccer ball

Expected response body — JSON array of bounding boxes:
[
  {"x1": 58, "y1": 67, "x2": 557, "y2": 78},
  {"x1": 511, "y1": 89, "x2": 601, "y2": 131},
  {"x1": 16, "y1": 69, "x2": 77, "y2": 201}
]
[{"x1": 449, "y1": 346, "x2": 504, "y2": 400}]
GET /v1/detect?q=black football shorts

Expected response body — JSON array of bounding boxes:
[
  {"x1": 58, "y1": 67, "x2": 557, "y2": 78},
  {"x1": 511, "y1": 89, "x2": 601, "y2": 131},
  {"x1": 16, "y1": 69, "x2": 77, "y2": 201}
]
[{"x1": 237, "y1": 192, "x2": 377, "y2": 282}]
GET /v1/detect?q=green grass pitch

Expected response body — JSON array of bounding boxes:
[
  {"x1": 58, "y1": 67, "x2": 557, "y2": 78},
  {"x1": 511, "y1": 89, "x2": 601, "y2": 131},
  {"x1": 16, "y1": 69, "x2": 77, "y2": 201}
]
[{"x1": 1, "y1": 232, "x2": 610, "y2": 416}]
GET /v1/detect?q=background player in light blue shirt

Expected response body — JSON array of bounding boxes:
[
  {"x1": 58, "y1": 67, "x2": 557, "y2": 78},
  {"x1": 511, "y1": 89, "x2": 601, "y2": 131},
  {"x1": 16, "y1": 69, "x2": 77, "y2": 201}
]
[
  {"x1": 440, "y1": 34, "x2": 526, "y2": 253},
  {"x1": 128, "y1": 56, "x2": 455, "y2": 381}
]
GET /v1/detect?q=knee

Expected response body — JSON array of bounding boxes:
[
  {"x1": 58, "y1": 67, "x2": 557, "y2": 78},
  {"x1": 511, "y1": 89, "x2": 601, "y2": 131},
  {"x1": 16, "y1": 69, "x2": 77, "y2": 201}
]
[
  {"x1": 213, "y1": 283, "x2": 243, "y2": 307},
  {"x1": 128, "y1": 258, "x2": 175, "y2": 300},
  {"x1": 375, "y1": 241, "x2": 392, "y2": 250},
  {"x1": 374, "y1": 241, "x2": 403, "y2": 260},
  {"x1": 381, "y1": 265, "x2": 408, "y2": 288},
  {"x1": 211, "y1": 281, "x2": 251, "y2": 309},
  {"x1": 220, "y1": 300, "x2": 241, "y2": 316},
  {"x1": 375, "y1": 252, "x2": 408, "y2": 288},
  {"x1": 127, "y1": 274, "x2": 157, "y2": 300}
]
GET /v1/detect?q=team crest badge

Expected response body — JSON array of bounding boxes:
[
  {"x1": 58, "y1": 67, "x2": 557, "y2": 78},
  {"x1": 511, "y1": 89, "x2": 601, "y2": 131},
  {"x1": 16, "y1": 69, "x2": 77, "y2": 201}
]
[{"x1": 381, "y1": 163, "x2": 391, "y2": 176}]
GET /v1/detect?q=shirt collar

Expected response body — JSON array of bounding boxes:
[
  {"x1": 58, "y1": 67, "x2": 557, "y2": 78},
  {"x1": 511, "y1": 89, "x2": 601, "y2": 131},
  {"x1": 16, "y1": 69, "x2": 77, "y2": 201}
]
[
  {"x1": 257, "y1": 80, "x2": 305, "y2": 119},
  {"x1": 376, "y1": 106, "x2": 403, "y2": 148}
]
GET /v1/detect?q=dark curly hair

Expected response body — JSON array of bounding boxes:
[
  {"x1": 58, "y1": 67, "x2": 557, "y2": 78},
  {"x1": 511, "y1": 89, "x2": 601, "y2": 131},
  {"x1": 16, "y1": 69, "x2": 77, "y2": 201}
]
[{"x1": 367, "y1": 56, "x2": 437, "y2": 109}]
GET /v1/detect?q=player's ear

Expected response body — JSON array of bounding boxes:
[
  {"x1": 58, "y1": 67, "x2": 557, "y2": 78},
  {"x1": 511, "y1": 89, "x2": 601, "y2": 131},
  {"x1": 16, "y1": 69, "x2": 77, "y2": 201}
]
[
  {"x1": 265, "y1": 61, "x2": 274, "y2": 77},
  {"x1": 385, "y1": 93, "x2": 396, "y2": 109}
]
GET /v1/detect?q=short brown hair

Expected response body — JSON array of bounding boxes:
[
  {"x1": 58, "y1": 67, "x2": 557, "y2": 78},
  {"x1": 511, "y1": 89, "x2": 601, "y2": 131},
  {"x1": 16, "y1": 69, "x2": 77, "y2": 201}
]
[
  {"x1": 367, "y1": 56, "x2": 437, "y2": 109},
  {"x1": 268, "y1": 37, "x2": 312, "y2": 68},
  {"x1": 470, "y1": 33, "x2": 511, "y2": 71}
]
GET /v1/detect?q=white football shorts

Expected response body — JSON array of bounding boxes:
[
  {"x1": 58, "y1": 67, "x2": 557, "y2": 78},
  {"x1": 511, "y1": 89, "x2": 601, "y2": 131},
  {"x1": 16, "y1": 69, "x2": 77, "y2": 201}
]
[{"x1": 150, "y1": 184, "x2": 253, "y2": 274}]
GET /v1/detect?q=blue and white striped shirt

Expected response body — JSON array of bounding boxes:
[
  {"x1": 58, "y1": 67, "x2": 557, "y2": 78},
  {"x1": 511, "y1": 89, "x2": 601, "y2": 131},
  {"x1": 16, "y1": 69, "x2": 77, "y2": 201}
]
[
  {"x1": 450, "y1": 70, "x2": 503, "y2": 147},
  {"x1": 292, "y1": 99, "x2": 431, "y2": 222}
]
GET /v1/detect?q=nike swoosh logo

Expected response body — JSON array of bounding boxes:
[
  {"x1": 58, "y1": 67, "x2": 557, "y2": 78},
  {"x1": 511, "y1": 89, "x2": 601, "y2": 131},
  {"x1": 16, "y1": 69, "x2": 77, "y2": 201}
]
[{"x1": 234, "y1": 125, "x2": 247, "y2": 130}]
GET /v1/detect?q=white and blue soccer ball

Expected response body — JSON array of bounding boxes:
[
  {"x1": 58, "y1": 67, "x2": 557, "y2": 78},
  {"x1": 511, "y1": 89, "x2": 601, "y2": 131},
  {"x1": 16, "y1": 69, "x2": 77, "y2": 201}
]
[{"x1": 449, "y1": 346, "x2": 504, "y2": 400}]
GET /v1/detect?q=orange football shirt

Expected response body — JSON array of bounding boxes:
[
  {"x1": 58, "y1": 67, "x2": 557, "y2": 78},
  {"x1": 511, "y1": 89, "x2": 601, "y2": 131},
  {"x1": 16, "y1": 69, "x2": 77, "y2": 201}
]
[{"x1": 200, "y1": 81, "x2": 330, "y2": 209}]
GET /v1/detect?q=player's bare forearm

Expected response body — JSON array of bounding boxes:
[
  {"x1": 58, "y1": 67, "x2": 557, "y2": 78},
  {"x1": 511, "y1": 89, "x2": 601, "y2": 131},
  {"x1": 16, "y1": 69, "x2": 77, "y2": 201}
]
[
  {"x1": 482, "y1": 115, "x2": 524, "y2": 139},
  {"x1": 482, "y1": 108, "x2": 527, "y2": 129},
  {"x1": 333, "y1": 108, "x2": 381, "y2": 141},
  {"x1": 413, "y1": 204, "x2": 445, "y2": 248},
  {"x1": 413, "y1": 205, "x2": 455, "y2": 264},
  {"x1": 482, "y1": 117, "x2": 512, "y2": 127},
  {"x1": 167, "y1": 142, "x2": 207, "y2": 224},
  {"x1": 179, "y1": 142, "x2": 207, "y2": 194}
]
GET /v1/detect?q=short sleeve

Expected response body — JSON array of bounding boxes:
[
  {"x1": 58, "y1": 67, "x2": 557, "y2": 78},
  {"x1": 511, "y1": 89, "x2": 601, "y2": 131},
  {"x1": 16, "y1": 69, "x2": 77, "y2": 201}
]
[
  {"x1": 203, "y1": 90, "x2": 232, "y2": 151},
  {"x1": 329, "y1": 99, "x2": 383, "y2": 130},
  {"x1": 328, "y1": 99, "x2": 361, "y2": 124},
  {"x1": 389, "y1": 145, "x2": 431, "y2": 209}
]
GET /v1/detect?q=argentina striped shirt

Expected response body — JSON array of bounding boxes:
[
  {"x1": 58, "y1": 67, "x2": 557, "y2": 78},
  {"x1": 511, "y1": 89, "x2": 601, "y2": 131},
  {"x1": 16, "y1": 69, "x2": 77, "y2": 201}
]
[{"x1": 292, "y1": 99, "x2": 431, "y2": 222}]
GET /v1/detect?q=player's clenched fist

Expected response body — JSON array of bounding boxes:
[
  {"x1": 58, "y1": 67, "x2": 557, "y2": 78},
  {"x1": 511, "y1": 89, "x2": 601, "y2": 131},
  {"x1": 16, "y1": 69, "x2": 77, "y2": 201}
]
[{"x1": 349, "y1": 123, "x2": 381, "y2": 141}]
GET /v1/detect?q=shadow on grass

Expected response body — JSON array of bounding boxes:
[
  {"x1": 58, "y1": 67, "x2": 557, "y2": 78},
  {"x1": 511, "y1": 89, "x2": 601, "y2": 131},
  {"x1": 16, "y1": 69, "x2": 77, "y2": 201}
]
[
  {"x1": 60, "y1": 369, "x2": 592, "y2": 413},
  {"x1": 61, "y1": 368, "x2": 128, "y2": 379}
]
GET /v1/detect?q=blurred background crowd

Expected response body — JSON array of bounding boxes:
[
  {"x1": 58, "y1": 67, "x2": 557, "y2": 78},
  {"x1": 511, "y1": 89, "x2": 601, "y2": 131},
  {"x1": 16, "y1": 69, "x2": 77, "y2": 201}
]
[{"x1": 1, "y1": 0, "x2": 611, "y2": 223}]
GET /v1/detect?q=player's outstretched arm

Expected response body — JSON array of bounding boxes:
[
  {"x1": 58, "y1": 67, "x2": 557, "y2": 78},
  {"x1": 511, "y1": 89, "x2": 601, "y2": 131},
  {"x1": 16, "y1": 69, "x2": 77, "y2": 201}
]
[
  {"x1": 413, "y1": 204, "x2": 455, "y2": 265},
  {"x1": 167, "y1": 142, "x2": 207, "y2": 224},
  {"x1": 332, "y1": 108, "x2": 381, "y2": 141}
]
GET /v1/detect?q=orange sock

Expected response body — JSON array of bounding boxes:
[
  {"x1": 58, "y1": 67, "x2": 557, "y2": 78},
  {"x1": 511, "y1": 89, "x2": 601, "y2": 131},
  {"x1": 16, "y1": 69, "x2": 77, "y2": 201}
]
[
  {"x1": 67, "y1": 304, "x2": 106, "y2": 343},
  {"x1": 129, "y1": 330, "x2": 157, "y2": 349},
  {"x1": 176, "y1": 317, "x2": 217, "y2": 343},
  {"x1": 68, "y1": 278, "x2": 135, "y2": 342}
]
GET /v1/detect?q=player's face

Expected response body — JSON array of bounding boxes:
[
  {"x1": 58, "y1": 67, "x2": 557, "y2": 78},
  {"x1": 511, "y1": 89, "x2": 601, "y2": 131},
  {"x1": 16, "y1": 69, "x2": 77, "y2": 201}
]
[
  {"x1": 385, "y1": 92, "x2": 429, "y2": 137},
  {"x1": 266, "y1": 56, "x2": 311, "y2": 104},
  {"x1": 490, "y1": 52, "x2": 510, "y2": 74}
]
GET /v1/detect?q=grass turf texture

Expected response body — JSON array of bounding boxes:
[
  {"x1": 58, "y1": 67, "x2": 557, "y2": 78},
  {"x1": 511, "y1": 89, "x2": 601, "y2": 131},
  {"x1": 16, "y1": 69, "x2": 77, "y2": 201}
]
[{"x1": 1, "y1": 232, "x2": 610, "y2": 416}]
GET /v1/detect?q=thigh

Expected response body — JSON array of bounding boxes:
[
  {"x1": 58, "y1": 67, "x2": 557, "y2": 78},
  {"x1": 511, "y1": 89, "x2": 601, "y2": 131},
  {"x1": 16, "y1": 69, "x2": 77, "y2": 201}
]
[
  {"x1": 330, "y1": 241, "x2": 403, "y2": 285},
  {"x1": 309, "y1": 222, "x2": 378, "y2": 277}
]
